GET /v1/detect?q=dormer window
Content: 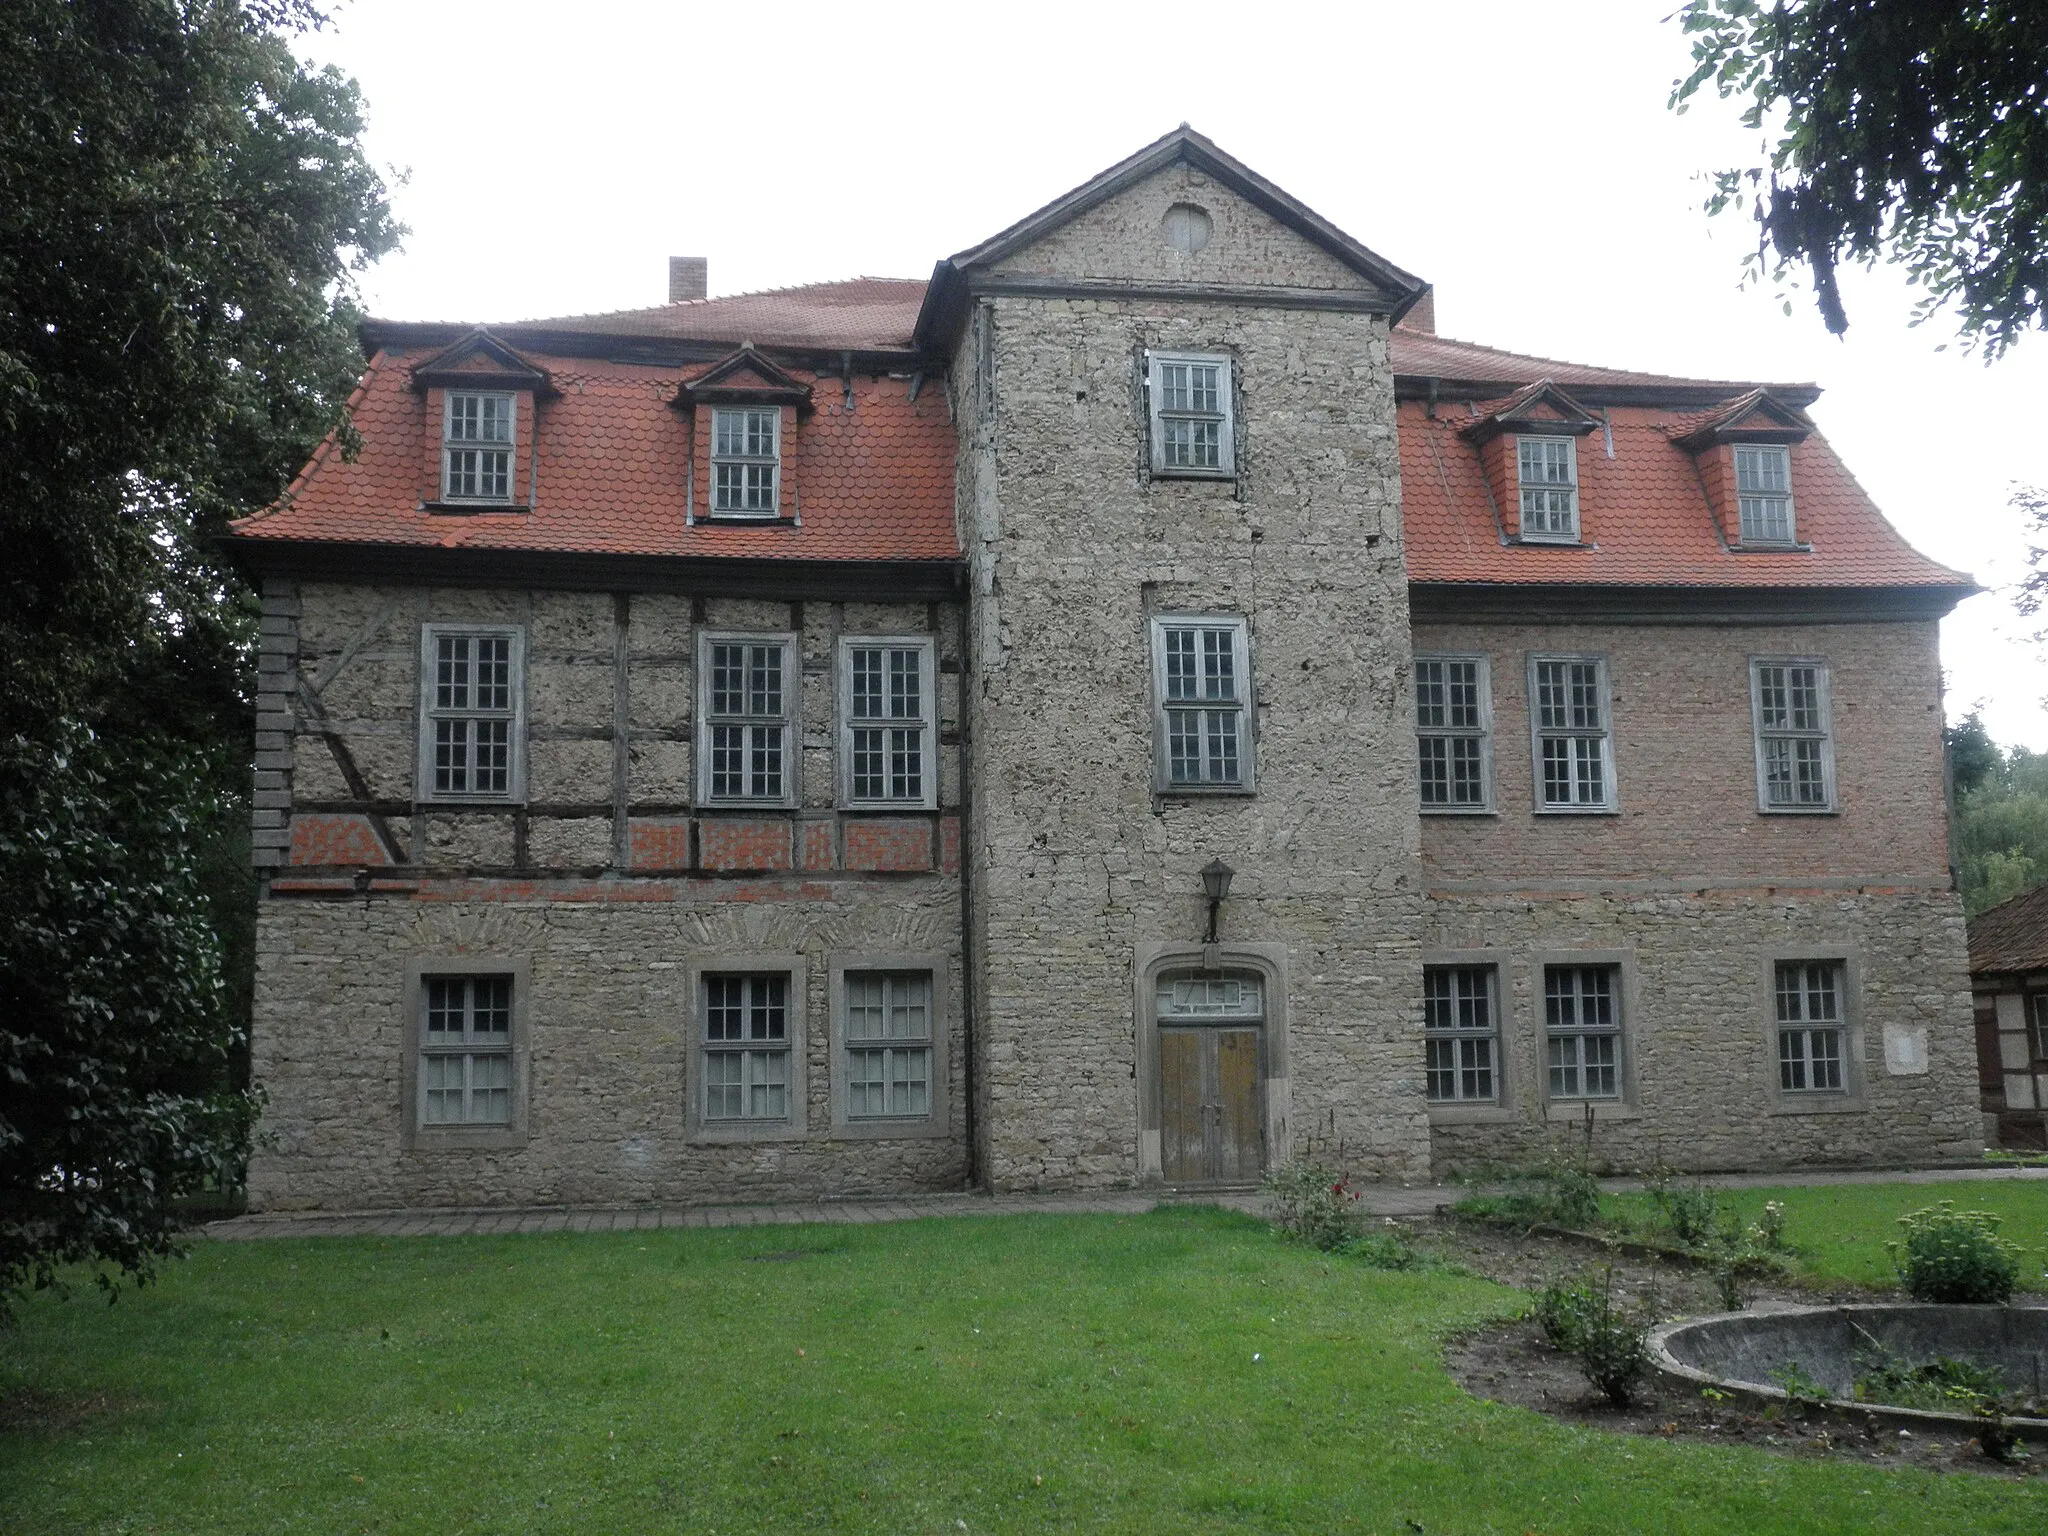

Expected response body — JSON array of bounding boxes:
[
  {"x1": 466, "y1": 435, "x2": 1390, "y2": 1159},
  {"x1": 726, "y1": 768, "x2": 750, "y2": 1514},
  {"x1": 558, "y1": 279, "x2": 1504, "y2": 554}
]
[
  {"x1": 443, "y1": 392, "x2": 515, "y2": 502},
  {"x1": 1517, "y1": 436, "x2": 1579, "y2": 540},
  {"x1": 1735, "y1": 445, "x2": 1795, "y2": 544},
  {"x1": 712, "y1": 406, "x2": 780, "y2": 515}
]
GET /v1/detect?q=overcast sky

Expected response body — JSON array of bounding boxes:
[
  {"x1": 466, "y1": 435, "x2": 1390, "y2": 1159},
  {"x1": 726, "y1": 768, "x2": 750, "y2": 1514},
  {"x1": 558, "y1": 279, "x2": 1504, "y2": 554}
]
[{"x1": 303, "y1": 0, "x2": 2048, "y2": 749}]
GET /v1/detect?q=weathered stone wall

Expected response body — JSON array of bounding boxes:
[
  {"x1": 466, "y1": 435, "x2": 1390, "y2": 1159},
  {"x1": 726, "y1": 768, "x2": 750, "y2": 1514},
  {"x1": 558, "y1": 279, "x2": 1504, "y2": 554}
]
[
  {"x1": 248, "y1": 580, "x2": 971, "y2": 1209},
  {"x1": 249, "y1": 886, "x2": 967, "y2": 1210},
  {"x1": 954, "y1": 167, "x2": 1432, "y2": 1191},
  {"x1": 1422, "y1": 888, "x2": 1979, "y2": 1172},
  {"x1": 1416, "y1": 616, "x2": 1978, "y2": 1171}
]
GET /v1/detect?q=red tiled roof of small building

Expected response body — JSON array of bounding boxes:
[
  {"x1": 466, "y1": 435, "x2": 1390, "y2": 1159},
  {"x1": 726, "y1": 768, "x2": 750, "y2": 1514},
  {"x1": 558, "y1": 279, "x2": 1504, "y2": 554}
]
[
  {"x1": 1968, "y1": 884, "x2": 2048, "y2": 975},
  {"x1": 233, "y1": 346, "x2": 958, "y2": 562}
]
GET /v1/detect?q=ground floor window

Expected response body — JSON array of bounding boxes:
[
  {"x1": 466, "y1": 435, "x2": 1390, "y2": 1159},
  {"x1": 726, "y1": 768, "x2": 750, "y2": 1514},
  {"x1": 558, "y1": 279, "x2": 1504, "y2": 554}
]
[
  {"x1": 703, "y1": 973, "x2": 791, "y2": 1121},
  {"x1": 1776, "y1": 961, "x2": 1845, "y2": 1092},
  {"x1": 1424, "y1": 966, "x2": 1498, "y2": 1102},
  {"x1": 1545, "y1": 965, "x2": 1620, "y2": 1099},
  {"x1": 421, "y1": 975, "x2": 513, "y2": 1125},
  {"x1": 844, "y1": 971, "x2": 933, "y2": 1120}
]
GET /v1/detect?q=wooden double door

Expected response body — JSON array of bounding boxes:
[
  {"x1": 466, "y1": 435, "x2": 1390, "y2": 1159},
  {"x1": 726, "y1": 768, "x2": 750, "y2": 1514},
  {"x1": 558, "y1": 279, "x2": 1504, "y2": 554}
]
[{"x1": 1159, "y1": 1024, "x2": 1264, "y2": 1185}]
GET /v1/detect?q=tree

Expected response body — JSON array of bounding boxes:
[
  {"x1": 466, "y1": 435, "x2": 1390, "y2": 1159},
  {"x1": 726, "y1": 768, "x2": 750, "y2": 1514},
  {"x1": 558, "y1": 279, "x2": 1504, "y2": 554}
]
[
  {"x1": 1949, "y1": 716, "x2": 2048, "y2": 915},
  {"x1": 0, "y1": 0, "x2": 398, "y2": 1315},
  {"x1": 1671, "y1": 1, "x2": 2048, "y2": 356}
]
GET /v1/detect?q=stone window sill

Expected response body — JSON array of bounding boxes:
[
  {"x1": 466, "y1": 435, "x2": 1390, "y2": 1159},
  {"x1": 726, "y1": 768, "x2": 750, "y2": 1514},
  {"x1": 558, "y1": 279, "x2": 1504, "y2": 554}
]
[
  {"x1": 1769, "y1": 1095, "x2": 1868, "y2": 1116},
  {"x1": 1544, "y1": 1100, "x2": 1641, "y2": 1122},
  {"x1": 1427, "y1": 1104, "x2": 1516, "y2": 1126}
]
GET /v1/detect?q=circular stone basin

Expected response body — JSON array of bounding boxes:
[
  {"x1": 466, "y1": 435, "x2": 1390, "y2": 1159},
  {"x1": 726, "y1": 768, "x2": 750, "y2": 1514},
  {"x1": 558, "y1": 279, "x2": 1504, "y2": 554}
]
[{"x1": 1651, "y1": 1304, "x2": 2048, "y2": 1433}]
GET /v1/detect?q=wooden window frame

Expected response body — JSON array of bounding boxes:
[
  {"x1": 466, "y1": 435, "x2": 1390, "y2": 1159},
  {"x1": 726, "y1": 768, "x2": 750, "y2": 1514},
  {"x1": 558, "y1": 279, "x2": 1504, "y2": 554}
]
[
  {"x1": 441, "y1": 390, "x2": 517, "y2": 504},
  {"x1": 1516, "y1": 434, "x2": 1580, "y2": 542},
  {"x1": 1414, "y1": 653, "x2": 1494, "y2": 814},
  {"x1": 1149, "y1": 614, "x2": 1255, "y2": 795},
  {"x1": 710, "y1": 405, "x2": 781, "y2": 517},
  {"x1": 828, "y1": 954, "x2": 951, "y2": 1139},
  {"x1": 1527, "y1": 653, "x2": 1617, "y2": 814},
  {"x1": 1543, "y1": 962, "x2": 1625, "y2": 1104},
  {"x1": 1763, "y1": 951, "x2": 1865, "y2": 1113},
  {"x1": 687, "y1": 954, "x2": 809, "y2": 1143},
  {"x1": 1424, "y1": 964, "x2": 1501, "y2": 1105},
  {"x1": 1734, "y1": 443, "x2": 1796, "y2": 546},
  {"x1": 1750, "y1": 657, "x2": 1836, "y2": 814},
  {"x1": 1145, "y1": 350, "x2": 1236, "y2": 479},
  {"x1": 836, "y1": 636, "x2": 937, "y2": 810},
  {"x1": 402, "y1": 957, "x2": 531, "y2": 1152},
  {"x1": 696, "y1": 631, "x2": 800, "y2": 808},
  {"x1": 417, "y1": 624, "x2": 526, "y2": 805}
]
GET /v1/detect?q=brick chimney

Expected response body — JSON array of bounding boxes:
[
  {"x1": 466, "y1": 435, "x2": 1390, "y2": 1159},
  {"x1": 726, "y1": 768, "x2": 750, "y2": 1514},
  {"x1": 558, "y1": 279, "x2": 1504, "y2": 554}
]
[
  {"x1": 1396, "y1": 286, "x2": 1436, "y2": 334},
  {"x1": 668, "y1": 256, "x2": 708, "y2": 304}
]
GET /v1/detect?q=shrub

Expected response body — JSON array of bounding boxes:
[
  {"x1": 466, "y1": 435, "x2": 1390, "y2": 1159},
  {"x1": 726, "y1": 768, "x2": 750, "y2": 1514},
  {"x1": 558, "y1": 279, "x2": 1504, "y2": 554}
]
[
  {"x1": 1888, "y1": 1202, "x2": 2024, "y2": 1303},
  {"x1": 1749, "y1": 1200, "x2": 1789, "y2": 1251},
  {"x1": 1853, "y1": 1349, "x2": 2007, "y2": 1413},
  {"x1": 1575, "y1": 1284, "x2": 1654, "y2": 1407},
  {"x1": 1262, "y1": 1160, "x2": 1362, "y2": 1252},
  {"x1": 1644, "y1": 1168, "x2": 1728, "y2": 1248},
  {"x1": 1345, "y1": 1222, "x2": 1420, "y2": 1271},
  {"x1": 1533, "y1": 1277, "x2": 1599, "y2": 1351}
]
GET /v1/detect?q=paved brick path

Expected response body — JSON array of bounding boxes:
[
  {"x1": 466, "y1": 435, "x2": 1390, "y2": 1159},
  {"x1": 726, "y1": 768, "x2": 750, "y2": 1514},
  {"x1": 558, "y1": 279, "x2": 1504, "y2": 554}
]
[{"x1": 201, "y1": 1162, "x2": 2044, "y2": 1242}]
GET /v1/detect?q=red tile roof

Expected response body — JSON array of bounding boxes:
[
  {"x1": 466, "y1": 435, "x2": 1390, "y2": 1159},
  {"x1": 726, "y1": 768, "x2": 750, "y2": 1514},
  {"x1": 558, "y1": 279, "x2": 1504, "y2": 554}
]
[
  {"x1": 241, "y1": 278, "x2": 1964, "y2": 592},
  {"x1": 1399, "y1": 399, "x2": 1965, "y2": 588},
  {"x1": 233, "y1": 348, "x2": 957, "y2": 562},
  {"x1": 1969, "y1": 884, "x2": 2048, "y2": 974},
  {"x1": 506, "y1": 278, "x2": 926, "y2": 352}
]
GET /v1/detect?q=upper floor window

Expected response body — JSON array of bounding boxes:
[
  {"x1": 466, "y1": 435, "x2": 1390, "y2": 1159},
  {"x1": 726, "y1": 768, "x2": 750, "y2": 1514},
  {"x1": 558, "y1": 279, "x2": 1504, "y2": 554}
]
[
  {"x1": 1751, "y1": 659, "x2": 1834, "y2": 812},
  {"x1": 698, "y1": 632, "x2": 797, "y2": 805},
  {"x1": 1415, "y1": 655, "x2": 1492, "y2": 812},
  {"x1": 1146, "y1": 351, "x2": 1235, "y2": 478},
  {"x1": 1150, "y1": 615, "x2": 1252, "y2": 792},
  {"x1": 442, "y1": 391, "x2": 515, "y2": 503},
  {"x1": 1517, "y1": 435, "x2": 1579, "y2": 541},
  {"x1": 1530, "y1": 655, "x2": 1615, "y2": 812},
  {"x1": 839, "y1": 637, "x2": 936, "y2": 809},
  {"x1": 712, "y1": 406, "x2": 780, "y2": 515},
  {"x1": 419, "y1": 625, "x2": 524, "y2": 802},
  {"x1": 1735, "y1": 445, "x2": 1794, "y2": 544}
]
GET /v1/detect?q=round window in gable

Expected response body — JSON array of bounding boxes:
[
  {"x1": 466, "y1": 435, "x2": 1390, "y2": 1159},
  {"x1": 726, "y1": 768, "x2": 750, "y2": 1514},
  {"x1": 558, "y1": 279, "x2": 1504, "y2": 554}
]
[{"x1": 1162, "y1": 203, "x2": 1213, "y2": 256}]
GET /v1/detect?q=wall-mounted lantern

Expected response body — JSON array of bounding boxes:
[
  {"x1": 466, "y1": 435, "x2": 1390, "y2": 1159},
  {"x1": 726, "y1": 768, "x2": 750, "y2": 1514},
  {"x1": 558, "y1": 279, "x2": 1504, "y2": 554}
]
[{"x1": 1200, "y1": 858, "x2": 1235, "y2": 945}]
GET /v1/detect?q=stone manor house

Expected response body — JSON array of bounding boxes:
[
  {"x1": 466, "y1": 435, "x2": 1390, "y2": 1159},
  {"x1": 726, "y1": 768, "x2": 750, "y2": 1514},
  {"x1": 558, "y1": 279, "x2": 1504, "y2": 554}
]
[{"x1": 228, "y1": 129, "x2": 1983, "y2": 1211}]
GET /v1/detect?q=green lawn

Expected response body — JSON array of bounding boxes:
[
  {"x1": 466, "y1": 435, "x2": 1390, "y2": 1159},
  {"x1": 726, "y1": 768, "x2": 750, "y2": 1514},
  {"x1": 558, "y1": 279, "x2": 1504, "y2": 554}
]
[
  {"x1": 3, "y1": 1205, "x2": 2044, "y2": 1534},
  {"x1": 1603, "y1": 1177, "x2": 2048, "y2": 1290}
]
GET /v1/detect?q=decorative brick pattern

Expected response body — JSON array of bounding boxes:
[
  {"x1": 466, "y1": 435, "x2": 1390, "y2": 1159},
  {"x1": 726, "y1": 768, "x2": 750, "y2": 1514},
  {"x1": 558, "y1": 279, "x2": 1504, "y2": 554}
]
[
  {"x1": 629, "y1": 818, "x2": 691, "y2": 871},
  {"x1": 290, "y1": 813, "x2": 391, "y2": 867},
  {"x1": 699, "y1": 817, "x2": 793, "y2": 872},
  {"x1": 800, "y1": 819, "x2": 836, "y2": 871}
]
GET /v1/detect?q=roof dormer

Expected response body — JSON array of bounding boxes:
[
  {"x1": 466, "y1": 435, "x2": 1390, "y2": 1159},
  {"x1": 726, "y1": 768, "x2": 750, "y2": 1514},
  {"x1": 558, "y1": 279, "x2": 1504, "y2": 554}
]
[
  {"x1": 1458, "y1": 380, "x2": 1600, "y2": 544},
  {"x1": 409, "y1": 330, "x2": 556, "y2": 511},
  {"x1": 1670, "y1": 389, "x2": 1813, "y2": 549},
  {"x1": 673, "y1": 346, "x2": 815, "y2": 523}
]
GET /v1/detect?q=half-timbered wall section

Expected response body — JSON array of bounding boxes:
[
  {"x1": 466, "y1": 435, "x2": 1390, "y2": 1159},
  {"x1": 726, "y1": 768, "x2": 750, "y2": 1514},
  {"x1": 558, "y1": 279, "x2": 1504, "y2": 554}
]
[{"x1": 230, "y1": 127, "x2": 1982, "y2": 1211}]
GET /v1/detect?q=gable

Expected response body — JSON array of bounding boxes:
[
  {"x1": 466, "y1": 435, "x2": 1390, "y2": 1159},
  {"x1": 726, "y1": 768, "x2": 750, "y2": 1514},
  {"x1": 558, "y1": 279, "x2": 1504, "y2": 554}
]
[{"x1": 986, "y1": 161, "x2": 1375, "y2": 292}]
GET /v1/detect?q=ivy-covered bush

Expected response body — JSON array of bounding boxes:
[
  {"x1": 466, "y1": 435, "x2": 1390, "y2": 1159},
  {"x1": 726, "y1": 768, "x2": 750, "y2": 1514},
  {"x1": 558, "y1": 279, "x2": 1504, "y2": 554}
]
[
  {"x1": 1262, "y1": 1160, "x2": 1362, "y2": 1252},
  {"x1": 1533, "y1": 1277, "x2": 1600, "y2": 1351},
  {"x1": 1889, "y1": 1202, "x2": 2024, "y2": 1304}
]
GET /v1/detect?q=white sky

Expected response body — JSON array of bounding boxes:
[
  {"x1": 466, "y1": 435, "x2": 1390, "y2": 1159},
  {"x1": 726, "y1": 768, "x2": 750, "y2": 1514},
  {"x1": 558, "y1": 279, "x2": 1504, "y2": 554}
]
[{"x1": 304, "y1": 0, "x2": 2048, "y2": 749}]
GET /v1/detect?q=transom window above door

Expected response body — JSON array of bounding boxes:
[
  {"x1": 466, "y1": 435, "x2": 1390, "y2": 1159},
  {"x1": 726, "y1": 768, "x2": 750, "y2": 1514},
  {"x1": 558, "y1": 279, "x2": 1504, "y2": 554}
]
[{"x1": 1157, "y1": 973, "x2": 1264, "y2": 1018}]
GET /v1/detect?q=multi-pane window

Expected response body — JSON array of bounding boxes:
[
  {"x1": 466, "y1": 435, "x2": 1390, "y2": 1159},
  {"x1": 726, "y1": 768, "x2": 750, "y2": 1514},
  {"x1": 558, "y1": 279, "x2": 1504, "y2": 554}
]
[
  {"x1": 711, "y1": 406, "x2": 780, "y2": 515},
  {"x1": 1415, "y1": 656, "x2": 1492, "y2": 811},
  {"x1": 442, "y1": 392, "x2": 515, "y2": 502},
  {"x1": 1776, "y1": 961, "x2": 1845, "y2": 1093},
  {"x1": 420, "y1": 976, "x2": 513, "y2": 1126},
  {"x1": 1735, "y1": 444, "x2": 1795, "y2": 544},
  {"x1": 1546, "y1": 965, "x2": 1621, "y2": 1099},
  {"x1": 1517, "y1": 435, "x2": 1579, "y2": 540},
  {"x1": 1424, "y1": 967, "x2": 1498, "y2": 1103},
  {"x1": 702, "y1": 974, "x2": 791, "y2": 1121},
  {"x1": 420, "y1": 627, "x2": 522, "y2": 801},
  {"x1": 1146, "y1": 351, "x2": 1235, "y2": 476},
  {"x1": 1152, "y1": 616, "x2": 1252, "y2": 791},
  {"x1": 1751, "y1": 659, "x2": 1833, "y2": 811},
  {"x1": 699, "y1": 635, "x2": 796, "y2": 803},
  {"x1": 2030, "y1": 994, "x2": 2048, "y2": 1063},
  {"x1": 840, "y1": 638, "x2": 935, "y2": 807},
  {"x1": 1530, "y1": 656, "x2": 1614, "y2": 811},
  {"x1": 845, "y1": 971, "x2": 933, "y2": 1120}
]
